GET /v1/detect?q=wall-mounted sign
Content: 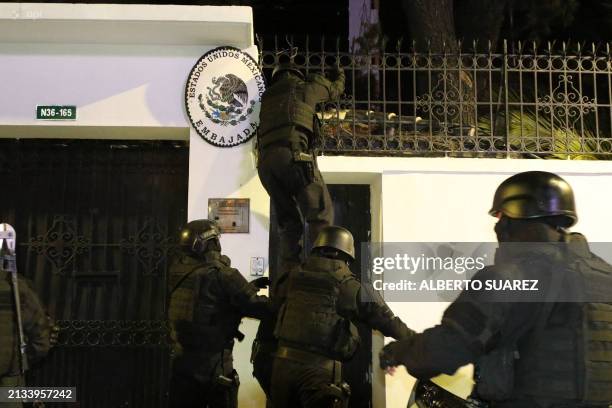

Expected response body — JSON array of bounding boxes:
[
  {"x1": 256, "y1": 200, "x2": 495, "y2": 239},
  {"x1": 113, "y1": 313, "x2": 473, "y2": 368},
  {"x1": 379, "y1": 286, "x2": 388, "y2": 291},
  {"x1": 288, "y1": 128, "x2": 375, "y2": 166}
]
[
  {"x1": 36, "y1": 105, "x2": 76, "y2": 120},
  {"x1": 185, "y1": 46, "x2": 265, "y2": 148},
  {"x1": 208, "y1": 198, "x2": 250, "y2": 233}
]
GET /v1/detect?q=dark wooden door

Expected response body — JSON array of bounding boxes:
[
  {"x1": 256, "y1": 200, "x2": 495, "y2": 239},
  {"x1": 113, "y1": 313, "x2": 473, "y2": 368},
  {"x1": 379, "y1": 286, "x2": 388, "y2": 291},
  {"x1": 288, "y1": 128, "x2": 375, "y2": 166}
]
[
  {"x1": 269, "y1": 184, "x2": 373, "y2": 407},
  {"x1": 0, "y1": 138, "x2": 188, "y2": 407}
]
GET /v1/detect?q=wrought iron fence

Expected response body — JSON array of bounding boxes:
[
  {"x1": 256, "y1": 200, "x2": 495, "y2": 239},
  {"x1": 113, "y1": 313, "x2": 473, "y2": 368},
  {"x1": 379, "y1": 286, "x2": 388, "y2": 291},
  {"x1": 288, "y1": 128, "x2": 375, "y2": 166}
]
[{"x1": 258, "y1": 37, "x2": 612, "y2": 159}]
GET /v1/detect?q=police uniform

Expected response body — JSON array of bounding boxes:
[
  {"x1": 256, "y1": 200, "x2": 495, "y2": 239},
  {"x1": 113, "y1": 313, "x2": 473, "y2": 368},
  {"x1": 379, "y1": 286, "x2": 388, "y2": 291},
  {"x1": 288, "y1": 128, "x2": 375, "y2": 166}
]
[
  {"x1": 0, "y1": 271, "x2": 51, "y2": 408},
  {"x1": 270, "y1": 226, "x2": 414, "y2": 408},
  {"x1": 168, "y1": 220, "x2": 269, "y2": 408},
  {"x1": 251, "y1": 267, "x2": 293, "y2": 402},
  {"x1": 380, "y1": 171, "x2": 612, "y2": 408},
  {"x1": 257, "y1": 65, "x2": 345, "y2": 263}
]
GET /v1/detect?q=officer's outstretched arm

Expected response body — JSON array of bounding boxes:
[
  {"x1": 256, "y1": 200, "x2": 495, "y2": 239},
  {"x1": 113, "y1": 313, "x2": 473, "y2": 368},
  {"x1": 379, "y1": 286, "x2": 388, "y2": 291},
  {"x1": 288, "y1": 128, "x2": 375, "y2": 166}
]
[
  {"x1": 221, "y1": 267, "x2": 271, "y2": 319},
  {"x1": 326, "y1": 68, "x2": 345, "y2": 100},
  {"x1": 308, "y1": 68, "x2": 345, "y2": 103},
  {"x1": 379, "y1": 270, "x2": 527, "y2": 379},
  {"x1": 380, "y1": 323, "x2": 477, "y2": 379},
  {"x1": 355, "y1": 283, "x2": 415, "y2": 340}
]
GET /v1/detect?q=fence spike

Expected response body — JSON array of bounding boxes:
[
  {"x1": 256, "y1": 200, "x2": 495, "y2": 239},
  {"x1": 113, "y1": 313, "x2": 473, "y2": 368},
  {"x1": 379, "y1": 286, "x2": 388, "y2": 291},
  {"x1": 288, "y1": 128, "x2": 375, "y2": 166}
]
[
  {"x1": 396, "y1": 38, "x2": 403, "y2": 53},
  {"x1": 517, "y1": 40, "x2": 523, "y2": 54}
]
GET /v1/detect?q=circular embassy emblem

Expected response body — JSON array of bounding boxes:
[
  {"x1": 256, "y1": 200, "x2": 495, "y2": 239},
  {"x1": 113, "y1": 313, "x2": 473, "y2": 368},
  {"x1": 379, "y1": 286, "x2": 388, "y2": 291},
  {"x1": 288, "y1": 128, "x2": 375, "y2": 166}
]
[{"x1": 185, "y1": 46, "x2": 265, "y2": 147}]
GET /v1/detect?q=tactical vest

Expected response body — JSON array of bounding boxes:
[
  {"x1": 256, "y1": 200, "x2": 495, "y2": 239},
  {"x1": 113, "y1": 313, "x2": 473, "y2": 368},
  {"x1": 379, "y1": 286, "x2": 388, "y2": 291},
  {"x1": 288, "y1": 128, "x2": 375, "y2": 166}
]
[
  {"x1": 513, "y1": 250, "x2": 612, "y2": 404},
  {"x1": 168, "y1": 256, "x2": 242, "y2": 353},
  {"x1": 0, "y1": 271, "x2": 17, "y2": 376},
  {"x1": 274, "y1": 256, "x2": 358, "y2": 360},
  {"x1": 257, "y1": 75, "x2": 315, "y2": 148}
]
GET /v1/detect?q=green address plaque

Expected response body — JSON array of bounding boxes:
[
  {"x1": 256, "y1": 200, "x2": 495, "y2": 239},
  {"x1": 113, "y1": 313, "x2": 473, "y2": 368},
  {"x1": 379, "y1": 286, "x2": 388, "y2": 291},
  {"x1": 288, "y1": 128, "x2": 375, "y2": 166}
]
[{"x1": 36, "y1": 105, "x2": 77, "y2": 120}]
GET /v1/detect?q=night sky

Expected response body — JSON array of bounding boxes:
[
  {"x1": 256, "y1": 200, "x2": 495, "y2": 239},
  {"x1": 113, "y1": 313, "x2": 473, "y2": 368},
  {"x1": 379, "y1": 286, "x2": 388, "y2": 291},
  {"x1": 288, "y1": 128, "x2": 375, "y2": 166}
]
[{"x1": 1, "y1": 0, "x2": 610, "y2": 45}]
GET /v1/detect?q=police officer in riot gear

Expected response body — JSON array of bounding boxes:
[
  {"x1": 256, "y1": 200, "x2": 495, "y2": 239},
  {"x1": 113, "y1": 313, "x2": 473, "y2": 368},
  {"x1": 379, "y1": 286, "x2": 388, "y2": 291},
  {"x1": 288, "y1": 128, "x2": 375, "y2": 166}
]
[
  {"x1": 167, "y1": 219, "x2": 269, "y2": 408},
  {"x1": 0, "y1": 225, "x2": 51, "y2": 408},
  {"x1": 270, "y1": 225, "x2": 415, "y2": 408},
  {"x1": 380, "y1": 171, "x2": 612, "y2": 407},
  {"x1": 257, "y1": 60, "x2": 345, "y2": 265}
]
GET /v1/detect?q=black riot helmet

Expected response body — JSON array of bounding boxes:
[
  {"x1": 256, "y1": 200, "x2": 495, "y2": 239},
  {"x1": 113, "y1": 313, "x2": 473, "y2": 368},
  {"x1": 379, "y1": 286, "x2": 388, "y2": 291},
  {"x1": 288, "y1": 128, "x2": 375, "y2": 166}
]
[
  {"x1": 179, "y1": 219, "x2": 221, "y2": 255},
  {"x1": 489, "y1": 171, "x2": 577, "y2": 227},
  {"x1": 311, "y1": 226, "x2": 355, "y2": 262},
  {"x1": 271, "y1": 62, "x2": 304, "y2": 82}
]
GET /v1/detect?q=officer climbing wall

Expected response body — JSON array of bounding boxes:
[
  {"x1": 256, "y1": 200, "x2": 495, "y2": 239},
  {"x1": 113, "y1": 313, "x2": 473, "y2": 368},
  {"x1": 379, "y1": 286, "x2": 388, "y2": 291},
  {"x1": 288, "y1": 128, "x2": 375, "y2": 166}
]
[{"x1": 257, "y1": 54, "x2": 345, "y2": 266}]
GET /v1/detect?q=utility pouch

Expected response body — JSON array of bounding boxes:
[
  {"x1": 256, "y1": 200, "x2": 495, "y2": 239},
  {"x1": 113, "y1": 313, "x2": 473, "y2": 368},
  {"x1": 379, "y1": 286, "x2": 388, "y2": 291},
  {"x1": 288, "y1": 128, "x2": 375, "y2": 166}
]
[
  {"x1": 292, "y1": 150, "x2": 313, "y2": 162},
  {"x1": 475, "y1": 347, "x2": 517, "y2": 400},
  {"x1": 290, "y1": 161, "x2": 314, "y2": 188},
  {"x1": 328, "y1": 382, "x2": 351, "y2": 408},
  {"x1": 216, "y1": 369, "x2": 240, "y2": 388},
  {"x1": 290, "y1": 142, "x2": 315, "y2": 186},
  {"x1": 216, "y1": 375, "x2": 233, "y2": 388},
  {"x1": 332, "y1": 319, "x2": 360, "y2": 360}
]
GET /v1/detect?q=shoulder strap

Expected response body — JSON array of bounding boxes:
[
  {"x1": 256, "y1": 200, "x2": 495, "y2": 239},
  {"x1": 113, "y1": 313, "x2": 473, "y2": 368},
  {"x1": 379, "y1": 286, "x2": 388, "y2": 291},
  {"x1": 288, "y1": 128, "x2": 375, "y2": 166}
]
[
  {"x1": 519, "y1": 260, "x2": 570, "y2": 352},
  {"x1": 169, "y1": 264, "x2": 214, "y2": 297},
  {"x1": 491, "y1": 259, "x2": 568, "y2": 352}
]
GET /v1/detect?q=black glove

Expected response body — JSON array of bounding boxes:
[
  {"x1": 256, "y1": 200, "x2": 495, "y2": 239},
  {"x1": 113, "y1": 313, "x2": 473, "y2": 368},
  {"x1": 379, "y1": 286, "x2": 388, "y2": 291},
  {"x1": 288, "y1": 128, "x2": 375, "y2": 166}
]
[
  {"x1": 379, "y1": 341, "x2": 405, "y2": 370},
  {"x1": 251, "y1": 276, "x2": 270, "y2": 289}
]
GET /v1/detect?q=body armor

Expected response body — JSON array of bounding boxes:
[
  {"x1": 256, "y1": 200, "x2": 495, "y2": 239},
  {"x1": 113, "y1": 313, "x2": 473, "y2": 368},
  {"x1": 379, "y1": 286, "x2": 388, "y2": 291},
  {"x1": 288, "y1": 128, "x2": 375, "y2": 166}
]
[
  {"x1": 168, "y1": 255, "x2": 242, "y2": 353},
  {"x1": 512, "y1": 246, "x2": 612, "y2": 404},
  {"x1": 274, "y1": 256, "x2": 358, "y2": 360},
  {"x1": 0, "y1": 271, "x2": 16, "y2": 376},
  {"x1": 257, "y1": 74, "x2": 316, "y2": 149}
]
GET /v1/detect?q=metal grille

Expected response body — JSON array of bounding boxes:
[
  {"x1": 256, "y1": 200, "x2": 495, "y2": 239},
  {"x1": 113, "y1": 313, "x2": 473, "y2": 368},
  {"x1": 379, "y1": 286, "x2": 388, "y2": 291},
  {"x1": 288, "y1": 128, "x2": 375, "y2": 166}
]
[
  {"x1": 0, "y1": 139, "x2": 188, "y2": 407},
  {"x1": 258, "y1": 37, "x2": 612, "y2": 159}
]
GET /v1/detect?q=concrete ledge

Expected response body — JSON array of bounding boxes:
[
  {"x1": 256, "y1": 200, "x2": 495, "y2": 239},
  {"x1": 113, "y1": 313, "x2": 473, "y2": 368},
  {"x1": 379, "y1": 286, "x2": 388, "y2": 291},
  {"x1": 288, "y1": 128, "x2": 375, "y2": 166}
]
[
  {"x1": 0, "y1": 3, "x2": 253, "y2": 48},
  {"x1": 0, "y1": 125, "x2": 189, "y2": 141}
]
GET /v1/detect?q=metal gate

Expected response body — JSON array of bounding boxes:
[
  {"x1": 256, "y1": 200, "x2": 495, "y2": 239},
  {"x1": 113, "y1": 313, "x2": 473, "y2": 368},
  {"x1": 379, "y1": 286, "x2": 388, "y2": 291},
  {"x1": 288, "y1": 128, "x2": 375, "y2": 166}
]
[{"x1": 0, "y1": 138, "x2": 189, "y2": 407}]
